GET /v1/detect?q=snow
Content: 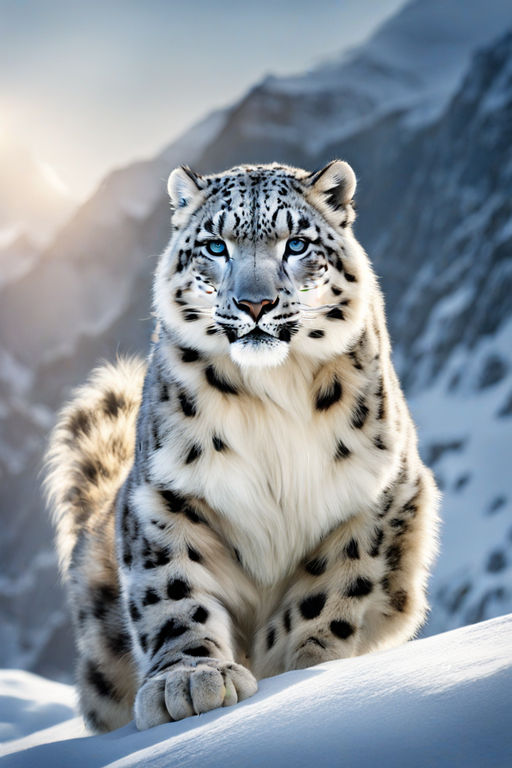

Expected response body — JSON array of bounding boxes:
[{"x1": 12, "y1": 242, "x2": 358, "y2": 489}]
[
  {"x1": 0, "y1": 350, "x2": 33, "y2": 396},
  {"x1": 413, "y1": 285, "x2": 474, "y2": 357},
  {"x1": 1, "y1": 615, "x2": 511, "y2": 767},
  {"x1": 0, "y1": 671, "x2": 76, "y2": 743},
  {"x1": 410, "y1": 318, "x2": 512, "y2": 634},
  {"x1": 0, "y1": 552, "x2": 59, "y2": 601},
  {"x1": 481, "y1": 48, "x2": 512, "y2": 115}
]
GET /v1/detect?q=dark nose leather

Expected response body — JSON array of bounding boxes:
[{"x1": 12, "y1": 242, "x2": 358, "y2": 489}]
[{"x1": 234, "y1": 297, "x2": 278, "y2": 321}]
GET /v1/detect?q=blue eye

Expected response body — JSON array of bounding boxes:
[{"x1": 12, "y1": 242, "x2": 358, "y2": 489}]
[
  {"x1": 286, "y1": 238, "x2": 308, "y2": 256},
  {"x1": 206, "y1": 240, "x2": 227, "y2": 257}
]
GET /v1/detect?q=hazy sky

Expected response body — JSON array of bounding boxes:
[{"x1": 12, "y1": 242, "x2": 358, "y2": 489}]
[{"x1": 1, "y1": 0, "x2": 406, "y2": 200}]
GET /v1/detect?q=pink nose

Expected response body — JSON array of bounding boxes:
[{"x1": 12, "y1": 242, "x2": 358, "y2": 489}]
[{"x1": 235, "y1": 298, "x2": 276, "y2": 321}]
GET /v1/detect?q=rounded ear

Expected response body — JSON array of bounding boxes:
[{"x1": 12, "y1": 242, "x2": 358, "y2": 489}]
[
  {"x1": 167, "y1": 165, "x2": 205, "y2": 209},
  {"x1": 308, "y1": 160, "x2": 356, "y2": 207}
]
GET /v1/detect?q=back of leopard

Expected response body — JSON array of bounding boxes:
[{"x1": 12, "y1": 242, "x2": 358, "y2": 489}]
[{"x1": 45, "y1": 160, "x2": 439, "y2": 732}]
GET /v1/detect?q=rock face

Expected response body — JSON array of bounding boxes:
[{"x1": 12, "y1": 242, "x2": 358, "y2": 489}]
[
  {"x1": 0, "y1": 0, "x2": 510, "y2": 677},
  {"x1": 383, "y1": 32, "x2": 512, "y2": 392}
]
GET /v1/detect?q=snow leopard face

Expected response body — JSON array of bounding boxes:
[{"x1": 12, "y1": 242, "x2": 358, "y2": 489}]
[{"x1": 154, "y1": 161, "x2": 372, "y2": 368}]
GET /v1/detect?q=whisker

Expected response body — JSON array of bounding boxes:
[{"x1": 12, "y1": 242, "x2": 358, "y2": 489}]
[
  {"x1": 179, "y1": 307, "x2": 214, "y2": 315},
  {"x1": 297, "y1": 303, "x2": 338, "y2": 313},
  {"x1": 177, "y1": 302, "x2": 340, "y2": 321}
]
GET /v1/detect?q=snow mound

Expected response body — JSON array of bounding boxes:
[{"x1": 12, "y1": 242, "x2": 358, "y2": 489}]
[
  {"x1": 1, "y1": 615, "x2": 511, "y2": 767},
  {"x1": 0, "y1": 670, "x2": 76, "y2": 744}
]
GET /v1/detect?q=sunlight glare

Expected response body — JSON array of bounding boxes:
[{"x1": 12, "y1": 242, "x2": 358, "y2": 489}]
[{"x1": 37, "y1": 159, "x2": 70, "y2": 198}]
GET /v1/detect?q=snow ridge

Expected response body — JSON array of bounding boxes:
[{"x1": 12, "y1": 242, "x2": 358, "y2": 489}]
[{"x1": 1, "y1": 615, "x2": 511, "y2": 767}]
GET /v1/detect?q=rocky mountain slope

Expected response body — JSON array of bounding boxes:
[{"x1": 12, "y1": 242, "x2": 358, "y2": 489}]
[
  {"x1": 0, "y1": 235, "x2": 40, "y2": 291},
  {"x1": 0, "y1": 0, "x2": 510, "y2": 677}
]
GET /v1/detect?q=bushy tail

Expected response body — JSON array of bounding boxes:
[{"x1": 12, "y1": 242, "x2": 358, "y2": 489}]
[{"x1": 44, "y1": 356, "x2": 146, "y2": 577}]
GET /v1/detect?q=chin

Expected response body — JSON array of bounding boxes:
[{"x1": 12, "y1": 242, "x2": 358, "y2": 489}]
[{"x1": 229, "y1": 331, "x2": 290, "y2": 368}]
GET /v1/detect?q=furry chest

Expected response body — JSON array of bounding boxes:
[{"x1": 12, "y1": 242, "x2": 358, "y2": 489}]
[{"x1": 172, "y1": 395, "x2": 386, "y2": 585}]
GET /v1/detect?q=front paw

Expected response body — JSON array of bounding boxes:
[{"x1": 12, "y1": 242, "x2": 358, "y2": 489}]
[{"x1": 134, "y1": 660, "x2": 257, "y2": 729}]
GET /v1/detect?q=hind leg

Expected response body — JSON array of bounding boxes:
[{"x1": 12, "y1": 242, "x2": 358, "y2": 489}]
[{"x1": 75, "y1": 647, "x2": 135, "y2": 733}]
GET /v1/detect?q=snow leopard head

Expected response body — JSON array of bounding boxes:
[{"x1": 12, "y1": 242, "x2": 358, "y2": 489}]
[{"x1": 154, "y1": 161, "x2": 374, "y2": 368}]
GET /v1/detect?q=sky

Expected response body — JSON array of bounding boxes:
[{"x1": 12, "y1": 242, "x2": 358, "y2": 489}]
[{"x1": 0, "y1": 0, "x2": 407, "y2": 202}]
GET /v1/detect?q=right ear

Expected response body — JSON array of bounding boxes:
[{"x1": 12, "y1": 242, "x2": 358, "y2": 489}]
[{"x1": 167, "y1": 165, "x2": 205, "y2": 210}]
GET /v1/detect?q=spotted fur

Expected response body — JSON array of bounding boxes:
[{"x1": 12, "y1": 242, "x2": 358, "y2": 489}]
[{"x1": 45, "y1": 160, "x2": 439, "y2": 732}]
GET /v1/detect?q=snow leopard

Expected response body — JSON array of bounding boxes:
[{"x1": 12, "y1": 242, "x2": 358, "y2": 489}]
[{"x1": 45, "y1": 160, "x2": 439, "y2": 732}]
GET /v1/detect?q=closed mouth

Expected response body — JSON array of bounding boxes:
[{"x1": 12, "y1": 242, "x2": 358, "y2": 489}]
[{"x1": 239, "y1": 328, "x2": 276, "y2": 343}]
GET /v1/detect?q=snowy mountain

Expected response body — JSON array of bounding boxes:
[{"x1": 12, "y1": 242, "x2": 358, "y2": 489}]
[
  {"x1": 0, "y1": 134, "x2": 76, "y2": 248},
  {"x1": 388, "y1": 30, "x2": 512, "y2": 634},
  {"x1": 0, "y1": 0, "x2": 511, "y2": 678},
  {"x1": 1, "y1": 615, "x2": 511, "y2": 766},
  {"x1": 0, "y1": 235, "x2": 40, "y2": 292},
  {"x1": 195, "y1": 0, "x2": 510, "y2": 166}
]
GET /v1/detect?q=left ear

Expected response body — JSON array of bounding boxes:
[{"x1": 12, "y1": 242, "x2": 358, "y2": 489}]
[{"x1": 308, "y1": 160, "x2": 356, "y2": 209}]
